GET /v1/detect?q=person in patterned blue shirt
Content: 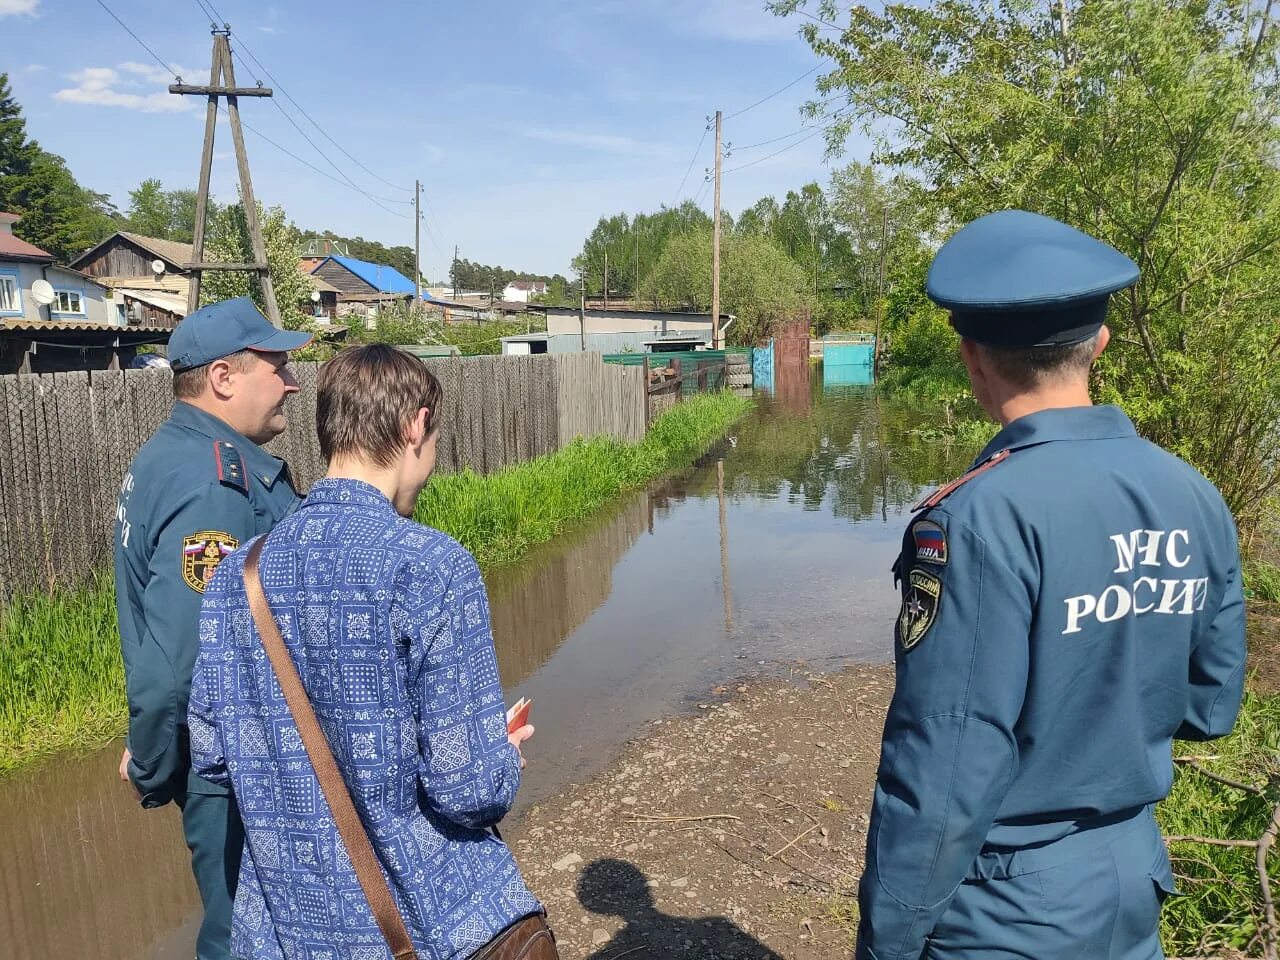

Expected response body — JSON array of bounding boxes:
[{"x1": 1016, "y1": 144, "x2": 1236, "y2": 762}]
[{"x1": 189, "y1": 344, "x2": 554, "y2": 960}]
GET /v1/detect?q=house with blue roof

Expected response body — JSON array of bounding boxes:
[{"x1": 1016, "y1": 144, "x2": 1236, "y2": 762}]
[{"x1": 306, "y1": 254, "x2": 432, "y2": 314}]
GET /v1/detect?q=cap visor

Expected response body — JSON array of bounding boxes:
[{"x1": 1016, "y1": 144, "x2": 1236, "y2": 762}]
[{"x1": 246, "y1": 329, "x2": 314, "y2": 354}]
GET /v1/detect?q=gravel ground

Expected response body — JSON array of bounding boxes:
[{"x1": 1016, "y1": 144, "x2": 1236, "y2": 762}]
[{"x1": 505, "y1": 664, "x2": 894, "y2": 960}]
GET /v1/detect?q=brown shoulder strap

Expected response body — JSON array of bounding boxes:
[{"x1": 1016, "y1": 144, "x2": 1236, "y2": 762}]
[
  {"x1": 911, "y1": 448, "x2": 1012, "y2": 513},
  {"x1": 244, "y1": 537, "x2": 417, "y2": 960}
]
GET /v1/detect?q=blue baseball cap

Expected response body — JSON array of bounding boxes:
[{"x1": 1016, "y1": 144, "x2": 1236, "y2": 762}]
[
  {"x1": 926, "y1": 210, "x2": 1139, "y2": 347},
  {"x1": 167, "y1": 297, "x2": 313, "y2": 371}
]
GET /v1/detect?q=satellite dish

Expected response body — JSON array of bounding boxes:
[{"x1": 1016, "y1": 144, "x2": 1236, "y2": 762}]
[
  {"x1": 31, "y1": 279, "x2": 54, "y2": 305},
  {"x1": 151, "y1": 259, "x2": 166, "y2": 277}
]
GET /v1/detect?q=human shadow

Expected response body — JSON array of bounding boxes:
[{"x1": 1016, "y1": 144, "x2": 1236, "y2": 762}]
[{"x1": 579, "y1": 858, "x2": 784, "y2": 960}]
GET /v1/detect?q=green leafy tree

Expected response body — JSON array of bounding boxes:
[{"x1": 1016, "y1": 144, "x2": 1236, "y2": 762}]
[
  {"x1": 641, "y1": 227, "x2": 811, "y2": 344},
  {"x1": 0, "y1": 73, "x2": 119, "y2": 261},
  {"x1": 776, "y1": 0, "x2": 1280, "y2": 531},
  {"x1": 123, "y1": 179, "x2": 207, "y2": 242},
  {"x1": 573, "y1": 201, "x2": 713, "y2": 303},
  {"x1": 201, "y1": 198, "x2": 311, "y2": 331}
]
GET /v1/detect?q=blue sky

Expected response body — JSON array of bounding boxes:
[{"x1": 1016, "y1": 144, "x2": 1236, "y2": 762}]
[{"x1": 4, "y1": 0, "x2": 870, "y2": 279}]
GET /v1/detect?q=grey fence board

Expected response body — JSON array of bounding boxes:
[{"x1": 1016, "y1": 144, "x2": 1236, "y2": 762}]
[{"x1": 0, "y1": 352, "x2": 644, "y2": 597}]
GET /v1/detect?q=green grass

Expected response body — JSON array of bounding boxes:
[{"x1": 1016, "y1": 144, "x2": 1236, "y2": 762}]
[
  {"x1": 1245, "y1": 559, "x2": 1280, "y2": 603},
  {"x1": 0, "y1": 573, "x2": 126, "y2": 774},
  {"x1": 1158, "y1": 690, "x2": 1280, "y2": 956},
  {"x1": 0, "y1": 392, "x2": 752, "y2": 775},
  {"x1": 417, "y1": 391, "x2": 752, "y2": 566}
]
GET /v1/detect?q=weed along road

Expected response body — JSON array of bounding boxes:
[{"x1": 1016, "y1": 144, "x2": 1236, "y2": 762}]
[{"x1": 0, "y1": 381, "x2": 978, "y2": 960}]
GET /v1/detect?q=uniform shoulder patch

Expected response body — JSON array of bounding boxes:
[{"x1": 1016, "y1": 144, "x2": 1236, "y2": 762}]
[
  {"x1": 213, "y1": 440, "x2": 248, "y2": 492},
  {"x1": 897, "y1": 568, "x2": 941, "y2": 652},
  {"x1": 182, "y1": 531, "x2": 239, "y2": 593},
  {"x1": 911, "y1": 519, "x2": 948, "y2": 566}
]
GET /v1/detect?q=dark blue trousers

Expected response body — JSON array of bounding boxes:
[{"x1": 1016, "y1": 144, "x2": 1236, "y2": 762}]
[
  {"x1": 928, "y1": 808, "x2": 1175, "y2": 960},
  {"x1": 176, "y1": 771, "x2": 244, "y2": 960}
]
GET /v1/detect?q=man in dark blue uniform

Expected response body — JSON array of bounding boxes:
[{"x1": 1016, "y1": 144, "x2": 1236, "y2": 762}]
[
  {"x1": 857, "y1": 211, "x2": 1247, "y2": 959},
  {"x1": 114, "y1": 297, "x2": 311, "y2": 960}
]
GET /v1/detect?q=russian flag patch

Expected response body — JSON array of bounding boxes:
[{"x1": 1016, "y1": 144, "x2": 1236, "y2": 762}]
[{"x1": 912, "y1": 519, "x2": 948, "y2": 566}]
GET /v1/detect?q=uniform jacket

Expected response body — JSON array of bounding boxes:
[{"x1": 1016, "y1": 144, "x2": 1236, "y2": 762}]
[
  {"x1": 188, "y1": 478, "x2": 539, "y2": 960},
  {"x1": 114, "y1": 401, "x2": 298, "y2": 807},
  {"x1": 857, "y1": 405, "x2": 1246, "y2": 960}
]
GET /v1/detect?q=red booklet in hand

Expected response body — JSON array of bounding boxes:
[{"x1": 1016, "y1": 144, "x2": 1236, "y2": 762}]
[{"x1": 506, "y1": 697, "x2": 532, "y2": 734}]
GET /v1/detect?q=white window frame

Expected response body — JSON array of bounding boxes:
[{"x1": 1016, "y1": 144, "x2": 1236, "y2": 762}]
[
  {"x1": 52, "y1": 288, "x2": 86, "y2": 317},
  {"x1": 0, "y1": 273, "x2": 21, "y2": 316}
]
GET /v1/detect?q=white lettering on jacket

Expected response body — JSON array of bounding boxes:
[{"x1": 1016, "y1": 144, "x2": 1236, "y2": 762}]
[{"x1": 1063, "y1": 528, "x2": 1207, "y2": 635}]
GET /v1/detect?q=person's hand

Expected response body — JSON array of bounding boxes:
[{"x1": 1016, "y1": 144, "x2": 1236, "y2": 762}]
[
  {"x1": 508, "y1": 724, "x2": 534, "y2": 769},
  {"x1": 118, "y1": 747, "x2": 131, "y2": 783}
]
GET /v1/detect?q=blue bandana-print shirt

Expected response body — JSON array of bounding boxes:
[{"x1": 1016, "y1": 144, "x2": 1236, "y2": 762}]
[{"x1": 189, "y1": 478, "x2": 540, "y2": 960}]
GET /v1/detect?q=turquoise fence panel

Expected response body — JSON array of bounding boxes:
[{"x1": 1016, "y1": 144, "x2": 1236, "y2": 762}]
[
  {"x1": 752, "y1": 339, "x2": 775, "y2": 393},
  {"x1": 824, "y1": 343, "x2": 874, "y2": 367}
]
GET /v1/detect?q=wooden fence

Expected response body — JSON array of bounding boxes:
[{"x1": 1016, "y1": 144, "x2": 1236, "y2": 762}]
[{"x1": 0, "y1": 353, "x2": 646, "y2": 598}]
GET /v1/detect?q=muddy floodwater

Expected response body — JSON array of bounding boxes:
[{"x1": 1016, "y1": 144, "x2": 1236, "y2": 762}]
[{"x1": 0, "y1": 371, "x2": 979, "y2": 959}]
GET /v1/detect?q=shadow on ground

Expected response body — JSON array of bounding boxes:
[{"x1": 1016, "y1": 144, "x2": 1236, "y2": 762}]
[{"x1": 578, "y1": 858, "x2": 784, "y2": 960}]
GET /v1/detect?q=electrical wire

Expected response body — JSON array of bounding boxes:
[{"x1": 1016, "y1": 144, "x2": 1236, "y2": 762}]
[
  {"x1": 724, "y1": 60, "x2": 828, "y2": 120},
  {"x1": 673, "y1": 121, "x2": 712, "y2": 205},
  {"x1": 93, "y1": 0, "x2": 179, "y2": 79},
  {"x1": 228, "y1": 49, "x2": 409, "y2": 213},
  {"x1": 202, "y1": 2, "x2": 410, "y2": 193},
  {"x1": 731, "y1": 108, "x2": 852, "y2": 153},
  {"x1": 225, "y1": 107, "x2": 412, "y2": 218},
  {"x1": 722, "y1": 125, "x2": 829, "y2": 174}
]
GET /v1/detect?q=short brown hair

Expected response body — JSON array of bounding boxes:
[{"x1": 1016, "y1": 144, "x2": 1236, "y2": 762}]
[
  {"x1": 977, "y1": 335, "x2": 1099, "y2": 391},
  {"x1": 171, "y1": 349, "x2": 258, "y2": 399},
  {"x1": 317, "y1": 344, "x2": 442, "y2": 468}
]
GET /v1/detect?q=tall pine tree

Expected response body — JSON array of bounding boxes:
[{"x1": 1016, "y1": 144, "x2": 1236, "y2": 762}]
[{"x1": 0, "y1": 73, "x2": 118, "y2": 261}]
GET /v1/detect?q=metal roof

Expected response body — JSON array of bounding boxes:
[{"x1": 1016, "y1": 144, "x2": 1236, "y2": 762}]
[
  {"x1": 0, "y1": 230, "x2": 53, "y2": 261},
  {"x1": 115, "y1": 288, "x2": 188, "y2": 315},
  {"x1": 320, "y1": 255, "x2": 418, "y2": 295},
  {"x1": 0, "y1": 320, "x2": 172, "y2": 334}
]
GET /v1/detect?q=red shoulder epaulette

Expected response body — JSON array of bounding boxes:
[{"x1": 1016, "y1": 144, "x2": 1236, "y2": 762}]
[{"x1": 912, "y1": 448, "x2": 1011, "y2": 512}]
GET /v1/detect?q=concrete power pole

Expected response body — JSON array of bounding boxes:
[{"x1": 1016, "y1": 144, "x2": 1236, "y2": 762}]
[
  {"x1": 414, "y1": 179, "x2": 422, "y2": 305},
  {"x1": 711, "y1": 109, "x2": 723, "y2": 349},
  {"x1": 171, "y1": 27, "x2": 279, "y2": 324},
  {"x1": 603, "y1": 250, "x2": 609, "y2": 311}
]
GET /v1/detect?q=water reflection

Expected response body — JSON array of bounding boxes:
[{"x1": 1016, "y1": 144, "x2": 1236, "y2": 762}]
[
  {"x1": 0, "y1": 743, "x2": 200, "y2": 960},
  {"x1": 486, "y1": 494, "x2": 652, "y2": 689}
]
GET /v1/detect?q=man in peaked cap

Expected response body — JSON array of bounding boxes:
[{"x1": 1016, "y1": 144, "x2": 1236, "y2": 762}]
[
  {"x1": 856, "y1": 211, "x2": 1246, "y2": 959},
  {"x1": 113, "y1": 297, "x2": 311, "y2": 960}
]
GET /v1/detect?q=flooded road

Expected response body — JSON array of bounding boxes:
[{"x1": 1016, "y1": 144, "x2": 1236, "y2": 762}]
[{"x1": 0, "y1": 374, "x2": 979, "y2": 959}]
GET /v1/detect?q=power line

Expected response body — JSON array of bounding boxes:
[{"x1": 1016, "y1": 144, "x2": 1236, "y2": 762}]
[
  {"x1": 212, "y1": 11, "x2": 410, "y2": 193},
  {"x1": 731, "y1": 108, "x2": 852, "y2": 153},
  {"x1": 92, "y1": 0, "x2": 179, "y2": 79},
  {"x1": 228, "y1": 49, "x2": 409, "y2": 214},
  {"x1": 722, "y1": 125, "x2": 829, "y2": 175},
  {"x1": 724, "y1": 60, "x2": 829, "y2": 121},
  {"x1": 673, "y1": 120, "x2": 712, "y2": 205},
  {"x1": 225, "y1": 107, "x2": 412, "y2": 218}
]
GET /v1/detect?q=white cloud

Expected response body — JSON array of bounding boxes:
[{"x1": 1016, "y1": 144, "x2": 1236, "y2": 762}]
[
  {"x1": 0, "y1": 0, "x2": 39, "y2": 16},
  {"x1": 524, "y1": 127, "x2": 676, "y2": 160},
  {"x1": 54, "y1": 65, "x2": 191, "y2": 114},
  {"x1": 22, "y1": 63, "x2": 47, "y2": 74}
]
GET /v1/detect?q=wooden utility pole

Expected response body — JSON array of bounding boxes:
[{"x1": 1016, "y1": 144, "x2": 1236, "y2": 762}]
[
  {"x1": 171, "y1": 27, "x2": 279, "y2": 324},
  {"x1": 453, "y1": 244, "x2": 459, "y2": 298},
  {"x1": 414, "y1": 179, "x2": 422, "y2": 304},
  {"x1": 603, "y1": 250, "x2": 609, "y2": 310},
  {"x1": 579, "y1": 272, "x2": 587, "y2": 351},
  {"x1": 711, "y1": 109, "x2": 723, "y2": 349}
]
